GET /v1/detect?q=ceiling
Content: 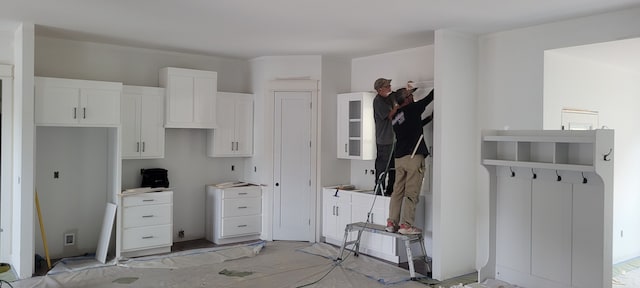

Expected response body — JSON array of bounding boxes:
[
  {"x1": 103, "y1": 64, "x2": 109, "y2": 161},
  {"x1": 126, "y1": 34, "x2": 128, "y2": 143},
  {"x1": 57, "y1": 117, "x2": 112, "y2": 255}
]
[{"x1": 1, "y1": 0, "x2": 640, "y2": 59}]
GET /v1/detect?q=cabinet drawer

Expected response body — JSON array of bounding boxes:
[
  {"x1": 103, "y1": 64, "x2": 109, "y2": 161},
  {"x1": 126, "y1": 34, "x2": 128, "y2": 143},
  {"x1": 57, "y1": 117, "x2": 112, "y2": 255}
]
[
  {"x1": 222, "y1": 186, "x2": 260, "y2": 199},
  {"x1": 223, "y1": 198, "x2": 261, "y2": 217},
  {"x1": 122, "y1": 225, "x2": 172, "y2": 251},
  {"x1": 221, "y1": 215, "x2": 261, "y2": 238},
  {"x1": 123, "y1": 191, "x2": 173, "y2": 207},
  {"x1": 123, "y1": 204, "x2": 172, "y2": 228}
]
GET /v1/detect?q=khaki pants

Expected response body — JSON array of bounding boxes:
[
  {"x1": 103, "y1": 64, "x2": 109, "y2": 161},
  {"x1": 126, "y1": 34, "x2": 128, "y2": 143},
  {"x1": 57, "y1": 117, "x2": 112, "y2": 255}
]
[{"x1": 388, "y1": 154, "x2": 425, "y2": 227}]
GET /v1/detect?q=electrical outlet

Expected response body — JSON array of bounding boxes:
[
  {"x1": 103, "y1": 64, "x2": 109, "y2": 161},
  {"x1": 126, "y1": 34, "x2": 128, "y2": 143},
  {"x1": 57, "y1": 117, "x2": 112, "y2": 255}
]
[
  {"x1": 64, "y1": 233, "x2": 76, "y2": 246},
  {"x1": 178, "y1": 230, "x2": 185, "y2": 238}
]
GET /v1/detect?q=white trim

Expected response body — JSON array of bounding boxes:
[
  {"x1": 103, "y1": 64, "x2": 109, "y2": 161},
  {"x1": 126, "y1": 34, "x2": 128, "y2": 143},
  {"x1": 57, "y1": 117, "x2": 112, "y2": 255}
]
[
  {"x1": 264, "y1": 79, "x2": 319, "y2": 243},
  {"x1": 0, "y1": 63, "x2": 13, "y2": 263}
]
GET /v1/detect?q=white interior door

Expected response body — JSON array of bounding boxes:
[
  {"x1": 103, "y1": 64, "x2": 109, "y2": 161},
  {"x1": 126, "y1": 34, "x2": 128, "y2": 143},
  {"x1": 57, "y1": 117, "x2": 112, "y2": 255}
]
[{"x1": 273, "y1": 91, "x2": 312, "y2": 241}]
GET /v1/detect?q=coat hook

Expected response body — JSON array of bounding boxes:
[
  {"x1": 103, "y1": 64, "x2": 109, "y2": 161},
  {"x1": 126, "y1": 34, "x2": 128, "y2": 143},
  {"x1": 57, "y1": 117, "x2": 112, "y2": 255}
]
[
  {"x1": 531, "y1": 168, "x2": 536, "y2": 179},
  {"x1": 603, "y1": 148, "x2": 612, "y2": 161},
  {"x1": 581, "y1": 172, "x2": 588, "y2": 184},
  {"x1": 510, "y1": 167, "x2": 515, "y2": 177},
  {"x1": 556, "y1": 170, "x2": 562, "y2": 182}
]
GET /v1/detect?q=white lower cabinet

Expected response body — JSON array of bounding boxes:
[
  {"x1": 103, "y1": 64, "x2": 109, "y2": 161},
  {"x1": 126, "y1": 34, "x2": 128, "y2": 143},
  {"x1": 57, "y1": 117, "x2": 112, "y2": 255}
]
[
  {"x1": 117, "y1": 191, "x2": 173, "y2": 258},
  {"x1": 323, "y1": 188, "x2": 352, "y2": 242},
  {"x1": 322, "y1": 187, "x2": 399, "y2": 263},
  {"x1": 206, "y1": 185, "x2": 262, "y2": 245}
]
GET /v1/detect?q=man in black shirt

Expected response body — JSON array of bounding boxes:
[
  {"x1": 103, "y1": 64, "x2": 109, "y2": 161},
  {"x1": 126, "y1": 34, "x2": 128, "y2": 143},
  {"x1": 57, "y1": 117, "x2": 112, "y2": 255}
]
[{"x1": 386, "y1": 87, "x2": 433, "y2": 235}]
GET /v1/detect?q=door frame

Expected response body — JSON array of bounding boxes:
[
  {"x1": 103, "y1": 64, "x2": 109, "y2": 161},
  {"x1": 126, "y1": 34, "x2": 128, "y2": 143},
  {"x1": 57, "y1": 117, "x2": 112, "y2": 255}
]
[{"x1": 264, "y1": 80, "x2": 318, "y2": 242}]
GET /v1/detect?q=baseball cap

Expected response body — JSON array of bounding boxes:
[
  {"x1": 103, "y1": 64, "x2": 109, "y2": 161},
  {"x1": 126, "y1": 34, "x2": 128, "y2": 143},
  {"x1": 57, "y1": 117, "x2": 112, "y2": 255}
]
[{"x1": 374, "y1": 78, "x2": 392, "y2": 90}]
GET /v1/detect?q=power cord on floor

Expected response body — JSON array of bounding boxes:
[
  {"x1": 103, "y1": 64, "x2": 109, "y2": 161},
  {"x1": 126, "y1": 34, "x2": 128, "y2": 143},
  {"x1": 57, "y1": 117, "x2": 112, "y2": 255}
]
[
  {"x1": 0, "y1": 279, "x2": 14, "y2": 288},
  {"x1": 295, "y1": 141, "x2": 397, "y2": 288}
]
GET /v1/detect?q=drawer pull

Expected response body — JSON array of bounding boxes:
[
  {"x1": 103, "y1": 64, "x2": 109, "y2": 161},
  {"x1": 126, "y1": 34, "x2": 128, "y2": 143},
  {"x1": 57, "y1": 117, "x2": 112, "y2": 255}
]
[
  {"x1": 142, "y1": 236, "x2": 154, "y2": 239},
  {"x1": 142, "y1": 199, "x2": 155, "y2": 202},
  {"x1": 238, "y1": 192, "x2": 248, "y2": 195},
  {"x1": 238, "y1": 206, "x2": 248, "y2": 209},
  {"x1": 142, "y1": 215, "x2": 154, "y2": 218},
  {"x1": 237, "y1": 225, "x2": 247, "y2": 228}
]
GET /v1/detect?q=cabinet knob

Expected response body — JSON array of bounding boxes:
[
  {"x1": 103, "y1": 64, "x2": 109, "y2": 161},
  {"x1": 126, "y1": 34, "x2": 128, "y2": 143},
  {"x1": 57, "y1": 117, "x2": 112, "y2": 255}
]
[{"x1": 275, "y1": 182, "x2": 279, "y2": 187}]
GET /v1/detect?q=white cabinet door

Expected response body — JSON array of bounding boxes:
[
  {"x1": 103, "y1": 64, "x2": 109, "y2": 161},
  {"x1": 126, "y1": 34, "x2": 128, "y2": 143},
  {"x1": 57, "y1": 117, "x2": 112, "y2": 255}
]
[
  {"x1": 234, "y1": 95, "x2": 254, "y2": 156},
  {"x1": 207, "y1": 92, "x2": 254, "y2": 157},
  {"x1": 210, "y1": 93, "x2": 236, "y2": 156},
  {"x1": 322, "y1": 188, "x2": 351, "y2": 242},
  {"x1": 165, "y1": 74, "x2": 194, "y2": 125},
  {"x1": 35, "y1": 77, "x2": 122, "y2": 127},
  {"x1": 35, "y1": 85, "x2": 80, "y2": 125},
  {"x1": 121, "y1": 86, "x2": 165, "y2": 159},
  {"x1": 139, "y1": 91, "x2": 165, "y2": 158},
  {"x1": 193, "y1": 76, "x2": 217, "y2": 126},
  {"x1": 121, "y1": 92, "x2": 141, "y2": 158},
  {"x1": 336, "y1": 92, "x2": 376, "y2": 160},
  {"x1": 81, "y1": 88, "x2": 121, "y2": 125},
  {"x1": 160, "y1": 67, "x2": 217, "y2": 129}
]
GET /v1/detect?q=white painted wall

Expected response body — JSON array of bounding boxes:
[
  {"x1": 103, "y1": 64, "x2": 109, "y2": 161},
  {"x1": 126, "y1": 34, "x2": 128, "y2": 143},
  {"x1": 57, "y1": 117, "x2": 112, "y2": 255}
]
[
  {"x1": 14, "y1": 23, "x2": 36, "y2": 279},
  {"x1": 319, "y1": 57, "x2": 351, "y2": 187},
  {"x1": 476, "y1": 6, "x2": 640, "y2": 275},
  {"x1": 248, "y1": 55, "x2": 322, "y2": 241},
  {"x1": 0, "y1": 30, "x2": 13, "y2": 64},
  {"x1": 32, "y1": 37, "x2": 252, "y2": 258},
  {"x1": 350, "y1": 45, "x2": 435, "y2": 190},
  {"x1": 432, "y1": 30, "x2": 478, "y2": 280},
  {"x1": 544, "y1": 51, "x2": 640, "y2": 263}
]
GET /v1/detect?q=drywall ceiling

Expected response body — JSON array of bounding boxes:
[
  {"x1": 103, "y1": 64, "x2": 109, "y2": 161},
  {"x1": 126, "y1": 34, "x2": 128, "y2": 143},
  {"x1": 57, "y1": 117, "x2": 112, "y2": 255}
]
[{"x1": 1, "y1": 0, "x2": 640, "y2": 59}]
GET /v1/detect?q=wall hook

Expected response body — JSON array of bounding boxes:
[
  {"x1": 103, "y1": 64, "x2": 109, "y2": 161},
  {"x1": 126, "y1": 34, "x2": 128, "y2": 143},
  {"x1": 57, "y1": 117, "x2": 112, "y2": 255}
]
[
  {"x1": 556, "y1": 170, "x2": 562, "y2": 182},
  {"x1": 603, "y1": 148, "x2": 613, "y2": 161},
  {"x1": 581, "y1": 172, "x2": 588, "y2": 184},
  {"x1": 510, "y1": 167, "x2": 515, "y2": 177},
  {"x1": 531, "y1": 168, "x2": 537, "y2": 179}
]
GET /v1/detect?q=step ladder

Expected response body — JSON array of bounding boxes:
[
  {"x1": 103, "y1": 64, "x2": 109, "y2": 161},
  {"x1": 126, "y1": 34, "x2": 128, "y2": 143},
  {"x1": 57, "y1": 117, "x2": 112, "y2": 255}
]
[{"x1": 335, "y1": 222, "x2": 431, "y2": 280}]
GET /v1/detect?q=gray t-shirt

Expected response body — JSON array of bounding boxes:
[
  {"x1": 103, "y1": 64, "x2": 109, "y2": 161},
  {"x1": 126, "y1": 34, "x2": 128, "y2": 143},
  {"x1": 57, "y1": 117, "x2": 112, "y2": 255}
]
[{"x1": 373, "y1": 93, "x2": 396, "y2": 145}]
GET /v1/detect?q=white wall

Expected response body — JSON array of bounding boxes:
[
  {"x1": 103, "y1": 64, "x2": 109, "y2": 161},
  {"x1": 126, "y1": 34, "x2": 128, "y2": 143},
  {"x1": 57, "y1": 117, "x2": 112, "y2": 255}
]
[
  {"x1": 476, "y1": 6, "x2": 640, "y2": 273},
  {"x1": 33, "y1": 37, "x2": 253, "y2": 257},
  {"x1": 14, "y1": 23, "x2": 36, "y2": 279},
  {"x1": 319, "y1": 57, "x2": 351, "y2": 188},
  {"x1": 0, "y1": 30, "x2": 13, "y2": 64},
  {"x1": 544, "y1": 51, "x2": 640, "y2": 263},
  {"x1": 433, "y1": 30, "x2": 478, "y2": 280},
  {"x1": 350, "y1": 45, "x2": 435, "y2": 190}
]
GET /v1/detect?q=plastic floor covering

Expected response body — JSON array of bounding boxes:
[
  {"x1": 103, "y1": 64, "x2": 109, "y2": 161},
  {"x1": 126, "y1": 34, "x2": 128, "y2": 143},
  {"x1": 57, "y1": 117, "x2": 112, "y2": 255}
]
[{"x1": 8, "y1": 241, "x2": 427, "y2": 288}]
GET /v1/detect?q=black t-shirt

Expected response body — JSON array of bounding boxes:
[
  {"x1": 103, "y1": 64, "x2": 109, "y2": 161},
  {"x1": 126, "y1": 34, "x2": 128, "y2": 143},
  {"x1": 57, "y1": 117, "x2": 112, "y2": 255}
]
[{"x1": 391, "y1": 90, "x2": 434, "y2": 158}]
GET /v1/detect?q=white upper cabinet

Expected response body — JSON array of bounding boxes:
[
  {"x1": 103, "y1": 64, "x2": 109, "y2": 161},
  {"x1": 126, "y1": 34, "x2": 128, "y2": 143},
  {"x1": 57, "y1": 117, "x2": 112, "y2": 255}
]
[
  {"x1": 35, "y1": 77, "x2": 122, "y2": 127},
  {"x1": 159, "y1": 67, "x2": 217, "y2": 129},
  {"x1": 207, "y1": 92, "x2": 254, "y2": 157},
  {"x1": 121, "y1": 85, "x2": 165, "y2": 159},
  {"x1": 337, "y1": 92, "x2": 376, "y2": 160}
]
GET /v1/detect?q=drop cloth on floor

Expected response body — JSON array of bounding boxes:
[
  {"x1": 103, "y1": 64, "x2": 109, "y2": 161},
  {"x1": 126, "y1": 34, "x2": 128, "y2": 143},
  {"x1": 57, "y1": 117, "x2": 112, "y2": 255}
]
[{"x1": 10, "y1": 241, "x2": 425, "y2": 288}]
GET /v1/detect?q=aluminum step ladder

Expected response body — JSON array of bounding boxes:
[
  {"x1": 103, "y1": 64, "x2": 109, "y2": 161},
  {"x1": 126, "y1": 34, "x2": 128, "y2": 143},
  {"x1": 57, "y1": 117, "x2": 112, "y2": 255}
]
[{"x1": 335, "y1": 222, "x2": 431, "y2": 280}]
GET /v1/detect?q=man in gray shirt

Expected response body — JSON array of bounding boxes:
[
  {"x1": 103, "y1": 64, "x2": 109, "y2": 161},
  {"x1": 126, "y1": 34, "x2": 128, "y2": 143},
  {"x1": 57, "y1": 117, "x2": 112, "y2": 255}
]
[{"x1": 373, "y1": 78, "x2": 401, "y2": 196}]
